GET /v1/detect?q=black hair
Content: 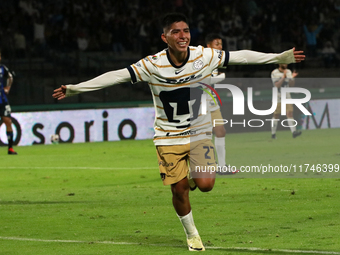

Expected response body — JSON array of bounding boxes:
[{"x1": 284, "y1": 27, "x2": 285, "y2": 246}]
[
  {"x1": 205, "y1": 33, "x2": 222, "y2": 46},
  {"x1": 162, "y1": 13, "x2": 188, "y2": 31}
]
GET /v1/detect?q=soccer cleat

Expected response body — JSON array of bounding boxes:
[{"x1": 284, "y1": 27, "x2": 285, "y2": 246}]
[
  {"x1": 8, "y1": 148, "x2": 18, "y2": 155},
  {"x1": 187, "y1": 172, "x2": 197, "y2": 191},
  {"x1": 271, "y1": 134, "x2": 276, "y2": 139},
  {"x1": 187, "y1": 235, "x2": 205, "y2": 251},
  {"x1": 293, "y1": 131, "x2": 302, "y2": 138}
]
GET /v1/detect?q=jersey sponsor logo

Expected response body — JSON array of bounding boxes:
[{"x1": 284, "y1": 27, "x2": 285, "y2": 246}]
[
  {"x1": 175, "y1": 69, "x2": 185, "y2": 75},
  {"x1": 165, "y1": 74, "x2": 202, "y2": 84},
  {"x1": 193, "y1": 59, "x2": 204, "y2": 70},
  {"x1": 159, "y1": 161, "x2": 174, "y2": 167},
  {"x1": 214, "y1": 49, "x2": 222, "y2": 59},
  {"x1": 165, "y1": 130, "x2": 196, "y2": 137},
  {"x1": 151, "y1": 55, "x2": 158, "y2": 60}
]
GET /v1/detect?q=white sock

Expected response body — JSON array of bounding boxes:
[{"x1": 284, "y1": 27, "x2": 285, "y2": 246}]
[
  {"x1": 214, "y1": 137, "x2": 226, "y2": 166},
  {"x1": 288, "y1": 118, "x2": 297, "y2": 133},
  {"x1": 177, "y1": 211, "x2": 199, "y2": 238},
  {"x1": 271, "y1": 118, "x2": 279, "y2": 135}
]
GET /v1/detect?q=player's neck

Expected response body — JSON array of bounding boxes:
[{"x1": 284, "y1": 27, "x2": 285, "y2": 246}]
[{"x1": 167, "y1": 48, "x2": 188, "y2": 66}]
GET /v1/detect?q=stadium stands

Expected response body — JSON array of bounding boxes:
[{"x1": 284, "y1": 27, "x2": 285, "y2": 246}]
[{"x1": 0, "y1": 0, "x2": 339, "y2": 108}]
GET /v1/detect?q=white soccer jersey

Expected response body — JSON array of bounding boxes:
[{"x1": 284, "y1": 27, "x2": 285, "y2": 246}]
[
  {"x1": 128, "y1": 46, "x2": 228, "y2": 146},
  {"x1": 65, "y1": 48, "x2": 297, "y2": 145},
  {"x1": 271, "y1": 68, "x2": 293, "y2": 103}
]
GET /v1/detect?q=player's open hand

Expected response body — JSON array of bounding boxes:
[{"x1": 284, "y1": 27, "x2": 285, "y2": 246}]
[
  {"x1": 53, "y1": 85, "x2": 67, "y2": 100},
  {"x1": 292, "y1": 70, "x2": 299, "y2": 78},
  {"x1": 292, "y1": 47, "x2": 305, "y2": 63}
]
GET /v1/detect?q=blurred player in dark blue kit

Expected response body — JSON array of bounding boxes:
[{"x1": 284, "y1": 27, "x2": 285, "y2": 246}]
[{"x1": 0, "y1": 50, "x2": 17, "y2": 155}]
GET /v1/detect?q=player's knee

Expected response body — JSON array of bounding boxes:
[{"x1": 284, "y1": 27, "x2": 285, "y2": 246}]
[
  {"x1": 216, "y1": 129, "x2": 226, "y2": 137},
  {"x1": 2, "y1": 117, "x2": 12, "y2": 128},
  {"x1": 214, "y1": 126, "x2": 226, "y2": 137},
  {"x1": 171, "y1": 182, "x2": 189, "y2": 199},
  {"x1": 198, "y1": 182, "x2": 214, "y2": 192}
]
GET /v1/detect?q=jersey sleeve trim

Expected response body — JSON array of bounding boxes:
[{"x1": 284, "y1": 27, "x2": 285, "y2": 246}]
[
  {"x1": 127, "y1": 66, "x2": 137, "y2": 83},
  {"x1": 218, "y1": 51, "x2": 224, "y2": 66},
  {"x1": 223, "y1": 51, "x2": 230, "y2": 67}
]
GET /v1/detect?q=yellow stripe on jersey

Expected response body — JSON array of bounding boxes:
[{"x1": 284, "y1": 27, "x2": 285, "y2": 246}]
[
  {"x1": 188, "y1": 54, "x2": 203, "y2": 63},
  {"x1": 153, "y1": 134, "x2": 191, "y2": 140},
  {"x1": 155, "y1": 127, "x2": 190, "y2": 133},
  {"x1": 155, "y1": 121, "x2": 211, "y2": 133},
  {"x1": 156, "y1": 105, "x2": 164, "y2": 109},
  {"x1": 208, "y1": 48, "x2": 214, "y2": 66},
  {"x1": 166, "y1": 64, "x2": 208, "y2": 79},
  {"x1": 150, "y1": 82, "x2": 191, "y2": 88},
  {"x1": 157, "y1": 117, "x2": 168, "y2": 121},
  {"x1": 146, "y1": 56, "x2": 173, "y2": 68},
  {"x1": 141, "y1": 59, "x2": 152, "y2": 75},
  {"x1": 146, "y1": 52, "x2": 203, "y2": 69},
  {"x1": 132, "y1": 65, "x2": 143, "y2": 81},
  {"x1": 153, "y1": 131, "x2": 210, "y2": 141}
]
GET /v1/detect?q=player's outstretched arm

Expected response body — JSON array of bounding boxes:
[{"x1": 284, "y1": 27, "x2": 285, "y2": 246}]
[
  {"x1": 228, "y1": 48, "x2": 305, "y2": 65},
  {"x1": 52, "y1": 68, "x2": 132, "y2": 100}
]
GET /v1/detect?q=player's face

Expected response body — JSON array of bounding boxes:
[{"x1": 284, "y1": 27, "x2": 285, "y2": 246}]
[
  {"x1": 162, "y1": 21, "x2": 190, "y2": 54},
  {"x1": 207, "y1": 39, "x2": 223, "y2": 50},
  {"x1": 279, "y1": 64, "x2": 288, "y2": 69}
]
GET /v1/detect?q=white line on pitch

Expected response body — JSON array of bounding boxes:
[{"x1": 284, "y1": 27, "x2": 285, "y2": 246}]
[
  {"x1": 3, "y1": 166, "x2": 157, "y2": 170},
  {"x1": 208, "y1": 246, "x2": 340, "y2": 254},
  {"x1": 1, "y1": 236, "x2": 340, "y2": 254},
  {"x1": 0, "y1": 236, "x2": 139, "y2": 245}
]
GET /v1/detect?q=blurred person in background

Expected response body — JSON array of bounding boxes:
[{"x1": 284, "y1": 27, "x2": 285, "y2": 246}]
[{"x1": 0, "y1": 50, "x2": 17, "y2": 155}]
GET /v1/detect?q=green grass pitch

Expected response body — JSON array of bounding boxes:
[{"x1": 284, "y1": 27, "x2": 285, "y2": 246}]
[{"x1": 0, "y1": 128, "x2": 339, "y2": 255}]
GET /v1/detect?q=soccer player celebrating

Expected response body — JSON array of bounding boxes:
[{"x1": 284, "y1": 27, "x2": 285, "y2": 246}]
[
  {"x1": 0, "y1": 50, "x2": 17, "y2": 155},
  {"x1": 271, "y1": 64, "x2": 302, "y2": 139},
  {"x1": 53, "y1": 13, "x2": 304, "y2": 251}
]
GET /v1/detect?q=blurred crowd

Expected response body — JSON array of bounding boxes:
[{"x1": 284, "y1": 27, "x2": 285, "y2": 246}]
[{"x1": 1, "y1": 0, "x2": 340, "y2": 66}]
